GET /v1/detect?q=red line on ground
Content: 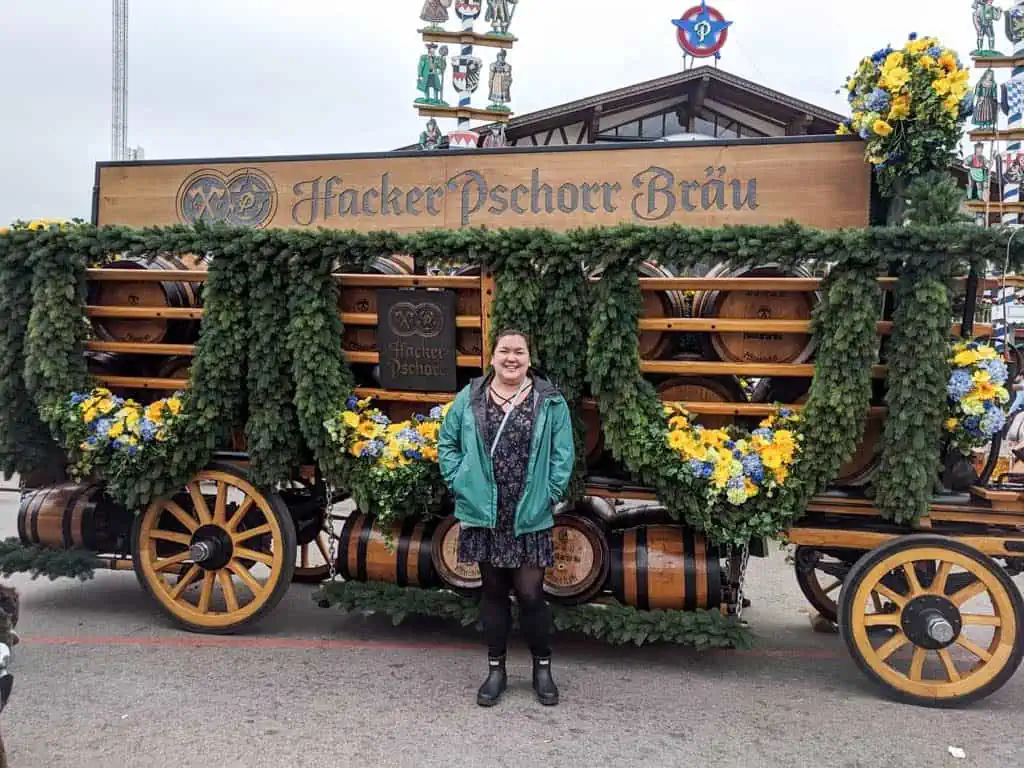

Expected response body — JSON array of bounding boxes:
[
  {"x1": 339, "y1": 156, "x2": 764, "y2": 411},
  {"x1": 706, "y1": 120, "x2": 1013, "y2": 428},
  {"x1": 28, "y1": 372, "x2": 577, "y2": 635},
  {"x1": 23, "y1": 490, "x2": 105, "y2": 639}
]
[{"x1": 18, "y1": 634, "x2": 845, "y2": 659}]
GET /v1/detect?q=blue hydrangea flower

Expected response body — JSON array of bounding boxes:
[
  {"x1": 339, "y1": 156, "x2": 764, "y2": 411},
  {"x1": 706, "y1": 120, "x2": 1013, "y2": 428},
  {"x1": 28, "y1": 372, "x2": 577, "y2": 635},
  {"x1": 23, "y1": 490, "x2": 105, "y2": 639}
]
[
  {"x1": 404, "y1": 449, "x2": 423, "y2": 461},
  {"x1": 741, "y1": 453, "x2": 763, "y2": 476},
  {"x1": 865, "y1": 88, "x2": 891, "y2": 112},
  {"x1": 366, "y1": 439, "x2": 384, "y2": 457},
  {"x1": 346, "y1": 396, "x2": 358, "y2": 409},
  {"x1": 779, "y1": 408, "x2": 792, "y2": 418},
  {"x1": 371, "y1": 413, "x2": 390, "y2": 425},
  {"x1": 86, "y1": 435, "x2": 98, "y2": 447},
  {"x1": 70, "y1": 392, "x2": 88, "y2": 406},
  {"x1": 980, "y1": 358, "x2": 1008, "y2": 385},
  {"x1": 727, "y1": 476, "x2": 745, "y2": 490},
  {"x1": 429, "y1": 406, "x2": 443, "y2": 420},
  {"x1": 927, "y1": 45, "x2": 942, "y2": 57},
  {"x1": 752, "y1": 428, "x2": 772, "y2": 439},
  {"x1": 724, "y1": 440, "x2": 736, "y2": 449},
  {"x1": 94, "y1": 418, "x2": 113, "y2": 436},
  {"x1": 947, "y1": 370, "x2": 973, "y2": 399},
  {"x1": 732, "y1": 449, "x2": 742, "y2": 459},
  {"x1": 127, "y1": 445, "x2": 139, "y2": 457},
  {"x1": 140, "y1": 419, "x2": 158, "y2": 441},
  {"x1": 981, "y1": 409, "x2": 1006, "y2": 437}
]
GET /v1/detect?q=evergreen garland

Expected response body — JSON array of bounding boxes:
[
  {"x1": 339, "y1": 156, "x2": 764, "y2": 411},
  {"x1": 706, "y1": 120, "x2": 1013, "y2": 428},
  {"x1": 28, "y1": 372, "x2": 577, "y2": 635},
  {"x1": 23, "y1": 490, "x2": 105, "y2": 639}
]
[
  {"x1": 875, "y1": 266, "x2": 953, "y2": 523},
  {"x1": 315, "y1": 580, "x2": 753, "y2": 650},
  {"x1": 245, "y1": 233, "x2": 304, "y2": 486},
  {"x1": 0, "y1": 538, "x2": 101, "y2": 581}
]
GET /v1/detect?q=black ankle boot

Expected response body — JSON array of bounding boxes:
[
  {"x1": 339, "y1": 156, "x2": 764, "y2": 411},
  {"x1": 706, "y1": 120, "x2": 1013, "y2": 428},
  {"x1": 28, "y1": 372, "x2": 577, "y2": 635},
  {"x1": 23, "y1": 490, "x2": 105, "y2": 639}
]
[
  {"x1": 532, "y1": 655, "x2": 559, "y2": 706},
  {"x1": 477, "y1": 655, "x2": 507, "y2": 707}
]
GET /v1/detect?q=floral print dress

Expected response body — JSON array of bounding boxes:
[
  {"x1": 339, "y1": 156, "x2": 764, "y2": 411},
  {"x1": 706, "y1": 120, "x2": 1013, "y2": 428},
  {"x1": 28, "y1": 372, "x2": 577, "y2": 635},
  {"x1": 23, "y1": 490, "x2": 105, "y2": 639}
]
[{"x1": 457, "y1": 394, "x2": 554, "y2": 569}]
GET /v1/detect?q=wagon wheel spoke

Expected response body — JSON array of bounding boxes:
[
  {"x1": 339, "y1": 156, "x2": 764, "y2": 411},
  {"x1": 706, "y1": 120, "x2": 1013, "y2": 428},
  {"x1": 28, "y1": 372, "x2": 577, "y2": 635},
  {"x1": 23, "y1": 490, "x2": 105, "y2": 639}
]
[
  {"x1": 164, "y1": 500, "x2": 198, "y2": 533},
  {"x1": 961, "y1": 613, "x2": 1001, "y2": 627},
  {"x1": 821, "y1": 579, "x2": 842, "y2": 596},
  {"x1": 931, "y1": 561, "x2": 953, "y2": 596},
  {"x1": 872, "y1": 583, "x2": 908, "y2": 608},
  {"x1": 316, "y1": 534, "x2": 331, "y2": 563},
  {"x1": 197, "y1": 571, "x2": 215, "y2": 613},
  {"x1": 235, "y1": 547, "x2": 274, "y2": 567},
  {"x1": 950, "y1": 579, "x2": 988, "y2": 607},
  {"x1": 154, "y1": 551, "x2": 191, "y2": 573},
  {"x1": 863, "y1": 613, "x2": 901, "y2": 627},
  {"x1": 227, "y1": 560, "x2": 266, "y2": 598},
  {"x1": 188, "y1": 483, "x2": 213, "y2": 525},
  {"x1": 213, "y1": 481, "x2": 228, "y2": 525},
  {"x1": 217, "y1": 570, "x2": 239, "y2": 613},
  {"x1": 908, "y1": 647, "x2": 928, "y2": 682},
  {"x1": 233, "y1": 524, "x2": 272, "y2": 544},
  {"x1": 955, "y1": 634, "x2": 994, "y2": 662},
  {"x1": 902, "y1": 562, "x2": 924, "y2": 598},
  {"x1": 149, "y1": 531, "x2": 191, "y2": 546},
  {"x1": 876, "y1": 631, "x2": 908, "y2": 661},
  {"x1": 225, "y1": 497, "x2": 254, "y2": 533},
  {"x1": 171, "y1": 565, "x2": 202, "y2": 599},
  {"x1": 937, "y1": 649, "x2": 961, "y2": 682}
]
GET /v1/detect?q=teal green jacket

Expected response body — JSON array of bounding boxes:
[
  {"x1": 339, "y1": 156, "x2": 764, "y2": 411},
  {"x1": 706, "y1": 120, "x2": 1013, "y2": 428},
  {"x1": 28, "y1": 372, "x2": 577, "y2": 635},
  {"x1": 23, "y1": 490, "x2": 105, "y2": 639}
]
[{"x1": 437, "y1": 372, "x2": 575, "y2": 536}]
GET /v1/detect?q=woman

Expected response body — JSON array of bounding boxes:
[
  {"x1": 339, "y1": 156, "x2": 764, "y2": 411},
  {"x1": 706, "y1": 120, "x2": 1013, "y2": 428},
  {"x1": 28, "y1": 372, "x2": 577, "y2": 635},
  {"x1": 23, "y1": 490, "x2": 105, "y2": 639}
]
[{"x1": 437, "y1": 329, "x2": 575, "y2": 707}]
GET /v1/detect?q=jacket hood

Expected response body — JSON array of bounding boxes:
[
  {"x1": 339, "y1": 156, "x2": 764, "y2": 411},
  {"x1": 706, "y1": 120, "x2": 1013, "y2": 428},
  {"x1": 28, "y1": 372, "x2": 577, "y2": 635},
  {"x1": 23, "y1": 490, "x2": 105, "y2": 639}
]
[{"x1": 468, "y1": 368, "x2": 562, "y2": 402}]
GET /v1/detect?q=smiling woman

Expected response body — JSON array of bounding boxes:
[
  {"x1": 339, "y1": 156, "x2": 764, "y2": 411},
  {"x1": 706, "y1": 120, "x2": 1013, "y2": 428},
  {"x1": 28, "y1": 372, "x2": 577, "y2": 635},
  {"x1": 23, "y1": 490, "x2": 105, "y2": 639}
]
[{"x1": 437, "y1": 328, "x2": 575, "y2": 707}]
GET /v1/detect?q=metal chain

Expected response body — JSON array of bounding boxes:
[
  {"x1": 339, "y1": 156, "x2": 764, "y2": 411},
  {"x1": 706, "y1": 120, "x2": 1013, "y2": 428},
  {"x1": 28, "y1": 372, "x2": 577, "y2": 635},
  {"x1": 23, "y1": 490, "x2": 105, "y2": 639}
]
[
  {"x1": 733, "y1": 545, "x2": 751, "y2": 622},
  {"x1": 322, "y1": 474, "x2": 340, "y2": 582}
]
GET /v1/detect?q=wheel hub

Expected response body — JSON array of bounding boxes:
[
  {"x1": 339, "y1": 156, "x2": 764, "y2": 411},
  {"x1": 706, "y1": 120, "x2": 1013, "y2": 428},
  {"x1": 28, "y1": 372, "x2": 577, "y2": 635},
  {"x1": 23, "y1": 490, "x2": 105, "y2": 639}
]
[
  {"x1": 901, "y1": 594, "x2": 962, "y2": 650},
  {"x1": 189, "y1": 525, "x2": 234, "y2": 571}
]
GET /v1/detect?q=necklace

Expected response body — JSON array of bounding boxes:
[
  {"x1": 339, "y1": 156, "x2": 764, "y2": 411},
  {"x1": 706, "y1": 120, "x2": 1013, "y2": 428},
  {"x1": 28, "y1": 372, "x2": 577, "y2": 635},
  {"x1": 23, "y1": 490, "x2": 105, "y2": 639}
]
[{"x1": 490, "y1": 380, "x2": 531, "y2": 408}]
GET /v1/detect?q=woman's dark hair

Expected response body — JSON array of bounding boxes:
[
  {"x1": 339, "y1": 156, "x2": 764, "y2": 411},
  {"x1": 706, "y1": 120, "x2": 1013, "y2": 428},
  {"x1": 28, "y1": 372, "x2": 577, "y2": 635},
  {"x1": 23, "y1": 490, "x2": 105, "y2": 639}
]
[{"x1": 492, "y1": 328, "x2": 531, "y2": 352}]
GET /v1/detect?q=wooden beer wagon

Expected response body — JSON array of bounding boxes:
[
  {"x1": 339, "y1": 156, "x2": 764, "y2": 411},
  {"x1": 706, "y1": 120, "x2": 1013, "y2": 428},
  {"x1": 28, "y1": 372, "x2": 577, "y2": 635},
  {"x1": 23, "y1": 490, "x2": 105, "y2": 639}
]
[{"x1": 6, "y1": 137, "x2": 1024, "y2": 708}]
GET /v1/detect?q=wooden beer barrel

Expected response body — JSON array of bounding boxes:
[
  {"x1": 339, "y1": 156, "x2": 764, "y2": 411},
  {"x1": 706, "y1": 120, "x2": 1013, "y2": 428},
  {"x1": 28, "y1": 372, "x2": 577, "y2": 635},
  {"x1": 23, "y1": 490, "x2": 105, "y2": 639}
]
[
  {"x1": 544, "y1": 513, "x2": 609, "y2": 605},
  {"x1": 608, "y1": 525, "x2": 722, "y2": 611},
  {"x1": 337, "y1": 510, "x2": 438, "y2": 587},
  {"x1": 431, "y1": 515, "x2": 482, "y2": 593},
  {"x1": 656, "y1": 375, "x2": 746, "y2": 430},
  {"x1": 17, "y1": 482, "x2": 127, "y2": 553},
  {"x1": 340, "y1": 256, "x2": 413, "y2": 353},
  {"x1": 89, "y1": 256, "x2": 203, "y2": 345},
  {"x1": 589, "y1": 261, "x2": 687, "y2": 360},
  {"x1": 691, "y1": 264, "x2": 817, "y2": 364}
]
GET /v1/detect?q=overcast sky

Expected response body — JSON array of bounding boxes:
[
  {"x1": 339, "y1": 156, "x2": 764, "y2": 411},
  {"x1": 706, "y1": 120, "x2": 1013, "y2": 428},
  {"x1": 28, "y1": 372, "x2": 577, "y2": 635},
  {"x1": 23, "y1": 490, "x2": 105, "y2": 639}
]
[{"x1": 0, "y1": 1, "x2": 982, "y2": 224}]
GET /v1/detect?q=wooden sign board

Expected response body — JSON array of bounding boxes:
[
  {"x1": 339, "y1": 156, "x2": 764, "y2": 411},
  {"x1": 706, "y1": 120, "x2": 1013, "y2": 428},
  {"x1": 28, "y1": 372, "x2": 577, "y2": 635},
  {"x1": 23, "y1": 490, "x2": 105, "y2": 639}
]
[
  {"x1": 377, "y1": 289, "x2": 457, "y2": 392},
  {"x1": 93, "y1": 138, "x2": 871, "y2": 233}
]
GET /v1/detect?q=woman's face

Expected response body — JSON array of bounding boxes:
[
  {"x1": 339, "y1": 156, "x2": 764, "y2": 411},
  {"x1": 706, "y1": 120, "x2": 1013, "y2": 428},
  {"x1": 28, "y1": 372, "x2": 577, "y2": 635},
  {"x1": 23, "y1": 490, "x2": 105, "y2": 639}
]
[{"x1": 492, "y1": 334, "x2": 530, "y2": 387}]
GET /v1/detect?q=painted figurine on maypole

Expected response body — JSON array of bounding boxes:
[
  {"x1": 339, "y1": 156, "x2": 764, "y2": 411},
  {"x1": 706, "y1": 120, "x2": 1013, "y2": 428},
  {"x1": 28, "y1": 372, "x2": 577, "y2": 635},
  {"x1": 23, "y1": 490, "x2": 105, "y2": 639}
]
[
  {"x1": 485, "y1": 0, "x2": 518, "y2": 36},
  {"x1": 973, "y1": 0, "x2": 1005, "y2": 56},
  {"x1": 966, "y1": 142, "x2": 992, "y2": 201},
  {"x1": 416, "y1": 43, "x2": 450, "y2": 106},
  {"x1": 487, "y1": 50, "x2": 513, "y2": 112},
  {"x1": 420, "y1": 0, "x2": 453, "y2": 31},
  {"x1": 973, "y1": 68, "x2": 1000, "y2": 129}
]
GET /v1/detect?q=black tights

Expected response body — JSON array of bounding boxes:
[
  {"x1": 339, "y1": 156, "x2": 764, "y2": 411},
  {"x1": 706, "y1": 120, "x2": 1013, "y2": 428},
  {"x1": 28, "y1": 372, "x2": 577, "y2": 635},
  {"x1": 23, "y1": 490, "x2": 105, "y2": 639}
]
[{"x1": 479, "y1": 563, "x2": 551, "y2": 658}]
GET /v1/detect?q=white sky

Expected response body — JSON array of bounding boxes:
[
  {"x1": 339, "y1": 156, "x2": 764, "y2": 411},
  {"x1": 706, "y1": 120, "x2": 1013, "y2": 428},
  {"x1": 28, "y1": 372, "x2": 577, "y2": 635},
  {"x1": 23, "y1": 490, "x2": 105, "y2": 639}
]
[{"x1": 0, "y1": 1, "x2": 986, "y2": 224}]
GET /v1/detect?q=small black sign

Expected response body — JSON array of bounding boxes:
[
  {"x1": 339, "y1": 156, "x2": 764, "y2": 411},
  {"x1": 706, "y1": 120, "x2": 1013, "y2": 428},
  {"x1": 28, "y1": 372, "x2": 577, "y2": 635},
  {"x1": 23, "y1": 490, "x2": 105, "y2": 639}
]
[{"x1": 377, "y1": 289, "x2": 457, "y2": 392}]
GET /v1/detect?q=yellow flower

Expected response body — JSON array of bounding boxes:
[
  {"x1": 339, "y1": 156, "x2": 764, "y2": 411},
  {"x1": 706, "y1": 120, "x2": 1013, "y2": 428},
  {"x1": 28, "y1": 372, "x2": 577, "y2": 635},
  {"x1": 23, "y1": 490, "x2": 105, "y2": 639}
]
[
  {"x1": 846, "y1": 78, "x2": 856, "y2": 92},
  {"x1": 166, "y1": 398, "x2": 182, "y2": 415},
  {"x1": 95, "y1": 388, "x2": 112, "y2": 397},
  {"x1": 342, "y1": 411, "x2": 360, "y2": 428},
  {"x1": 351, "y1": 440, "x2": 368, "y2": 457},
  {"x1": 83, "y1": 407, "x2": 98, "y2": 424},
  {"x1": 108, "y1": 422, "x2": 125, "y2": 438},
  {"x1": 668, "y1": 430, "x2": 687, "y2": 452},
  {"x1": 744, "y1": 478, "x2": 759, "y2": 498},
  {"x1": 761, "y1": 445, "x2": 783, "y2": 470},
  {"x1": 883, "y1": 51, "x2": 905, "y2": 70},
  {"x1": 905, "y1": 39, "x2": 930, "y2": 55},
  {"x1": 711, "y1": 460, "x2": 731, "y2": 489},
  {"x1": 888, "y1": 94, "x2": 911, "y2": 120},
  {"x1": 417, "y1": 421, "x2": 440, "y2": 441},
  {"x1": 836, "y1": 123, "x2": 851, "y2": 136},
  {"x1": 945, "y1": 418, "x2": 958, "y2": 431},
  {"x1": 774, "y1": 465, "x2": 789, "y2": 484},
  {"x1": 938, "y1": 52, "x2": 956, "y2": 71},
  {"x1": 881, "y1": 67, "x2": 910, "y2": 91},
  {"x1": 873, "y1": 119, "x2": 893, "y2": 137},
  {"x1": 977, "y1": 345, "x2": 998, "y2": 360},
  {"x1": 933, "y1": 77, "x2": 952, "y2": 97},
  {"x1": 421, "y1": 446, "x2": 439, "y2": 462},
  {"x1": 357, "y1": 397, "x2": 371, "y2": 409},
  {"x1": 680, "y1": 434, "x2": 708, "y2": 461},
  {"x1": 156, "y1": 429, "x2": 168, "y2": 442},
  {"x1": 668, "y1": 415, "x2": 689, "y2": 430},
  {"x1": 98, "y1": 398, "x2": 115, "y2": 414},
  {"x1": 357, "y1": 421, "x2": 381, "y2": 439},
  {"x1": 954, "y1": 349, "x2": 981, "y2": 367},
  {"x1": 973, "y1": 370, "x2": 991, "y2": 385},
  {"x1": 918, "y1": 54, "x2": 936, "y2": 70}
]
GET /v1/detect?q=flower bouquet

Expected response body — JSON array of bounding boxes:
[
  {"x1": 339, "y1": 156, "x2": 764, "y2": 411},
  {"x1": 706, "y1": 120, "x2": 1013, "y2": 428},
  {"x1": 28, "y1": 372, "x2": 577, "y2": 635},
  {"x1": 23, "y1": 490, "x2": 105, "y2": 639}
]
[
  {"x1": 945, "y1": 341, "x2": 1010, "y2": 456},
  {"x1": 838, "y1": 34, "x2": 970, "y2": 195},
  {"x1": 664, "y1": 404, "x2": 802, "y2": 506},
  {"x1": 49, "y1": 387, "x2": 187, "y2": 481},
  {"x1": 325, "y1": 396, "x2": 452, "y2": 526}
]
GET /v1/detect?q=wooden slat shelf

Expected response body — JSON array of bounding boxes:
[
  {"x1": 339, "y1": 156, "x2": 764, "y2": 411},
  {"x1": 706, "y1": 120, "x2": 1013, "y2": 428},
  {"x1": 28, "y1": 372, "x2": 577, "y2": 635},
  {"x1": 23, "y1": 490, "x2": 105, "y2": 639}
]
[
  {"x1": 335, "y1": 275, "x2": 479, "y2": 288},
  {"x1": 964, "y1": 200, "x2": 1024, "y2": 214},
  {"x1": 87, "y1": 341, "x2": 195, "y2": 355},
  {"x1": 969, "y1": 129, "x2": 1024, "y2": 142},
  {"x1": 415, "y1": 104, "x2": 513, "y2": 123},
  {"x1": 94, "y1": 375, "x2": 186, "y2": 390},
  {"x1": 970, "y1": 55, "x2": 1024, "y2": 68},
  {"x1": 639, "y1": 360, "x2": 888, "y2": 378},
  {"x1": 346, "y1": 350, "x2": 482, "y2": 367},
  {"x1": 342, "y1": 312, "x2": 481, "y2": 328},
  {"x1": 419, "y1": 28, "x2": 517, "y2": 49},
  {"x1": 86, "y1": 268, "x2": 207, "y2": 282},
  {"x1": 87, "y1": 306, "x2": 203, "y2": 320},
  {"x1": 353, "y1": 388, "x2": 456, "y2": 403},
  {"x1": 636, "y1": 318, "x2": 992, "y2": 336}
]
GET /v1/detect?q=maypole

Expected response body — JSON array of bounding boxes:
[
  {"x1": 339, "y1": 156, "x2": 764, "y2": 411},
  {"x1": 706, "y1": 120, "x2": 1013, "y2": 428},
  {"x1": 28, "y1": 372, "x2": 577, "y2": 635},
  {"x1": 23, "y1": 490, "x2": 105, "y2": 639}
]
[{"x1": 413, "y1": 0, "x2": 519, "y2": 151}]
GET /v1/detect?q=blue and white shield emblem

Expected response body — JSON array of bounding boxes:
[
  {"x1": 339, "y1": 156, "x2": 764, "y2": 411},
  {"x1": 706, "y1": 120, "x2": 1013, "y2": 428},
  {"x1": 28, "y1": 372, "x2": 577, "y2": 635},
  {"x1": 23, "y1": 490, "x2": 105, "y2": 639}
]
[{"x1": 1002, "y1": 79, "x2": 1024, "y2": 117}]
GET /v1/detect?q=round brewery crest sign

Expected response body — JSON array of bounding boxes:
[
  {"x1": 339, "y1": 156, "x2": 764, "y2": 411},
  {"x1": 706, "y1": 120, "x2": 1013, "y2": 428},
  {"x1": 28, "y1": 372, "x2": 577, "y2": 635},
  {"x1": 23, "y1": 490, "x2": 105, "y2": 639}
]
[{"x1": 672, "y1": 1, "x2": 733, "y2": 59}]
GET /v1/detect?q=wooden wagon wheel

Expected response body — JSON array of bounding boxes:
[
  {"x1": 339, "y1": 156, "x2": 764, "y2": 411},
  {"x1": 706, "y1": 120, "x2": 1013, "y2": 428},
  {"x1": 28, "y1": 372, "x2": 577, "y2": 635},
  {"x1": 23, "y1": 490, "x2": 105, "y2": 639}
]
[
  {"x1": 794, "y1": 546, "x2": 868, "y2": 624},
  {"x1": 132, "y1": 463, "x2": 297, "y2": 634},
  {"x1": 839, "y1": 535, "x2": 1024, "y2": 707},
  {"x1": 278, "y1": 478, "x2": 349, "y2": 584}
]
